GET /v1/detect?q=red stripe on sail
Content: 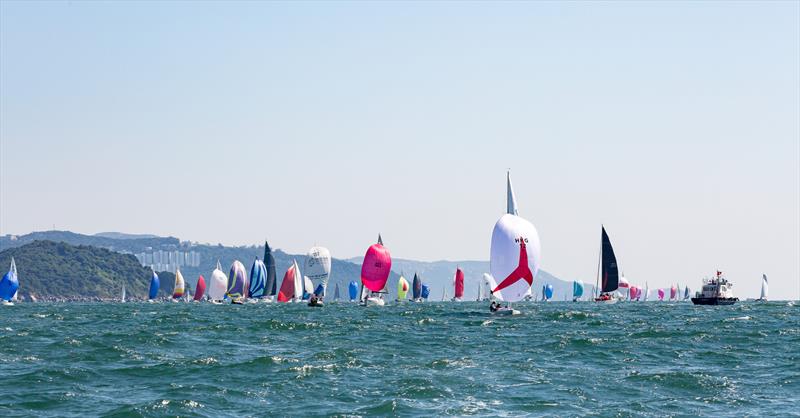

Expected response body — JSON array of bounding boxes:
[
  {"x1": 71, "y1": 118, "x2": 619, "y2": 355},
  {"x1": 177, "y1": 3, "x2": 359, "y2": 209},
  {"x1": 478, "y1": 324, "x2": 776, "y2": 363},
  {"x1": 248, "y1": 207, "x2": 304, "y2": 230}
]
[{"x1": 492, "y1": 239, "x2": 533, "y2": 293}]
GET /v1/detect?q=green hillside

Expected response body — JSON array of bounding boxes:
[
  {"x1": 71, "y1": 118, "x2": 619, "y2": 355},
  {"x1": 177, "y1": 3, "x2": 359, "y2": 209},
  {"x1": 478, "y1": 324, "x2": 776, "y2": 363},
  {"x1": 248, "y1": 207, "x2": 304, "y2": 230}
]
[{"x1": 0, "y1": 241, "x2": 169, "y2": 301}]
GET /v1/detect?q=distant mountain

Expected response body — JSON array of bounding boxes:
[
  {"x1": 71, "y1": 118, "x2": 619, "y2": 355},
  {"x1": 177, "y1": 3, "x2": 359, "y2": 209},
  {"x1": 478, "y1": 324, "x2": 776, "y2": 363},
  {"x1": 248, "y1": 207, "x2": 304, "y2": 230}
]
[
  {"x1": 1, "y1": 230, "x2": 581, "y2": 301},
  {"x1": 93, "y1": 232, "x2": 160, "y2": 240},
  {"x1": 0, "y1": 230, "x2": 179, "y2": 253},
  {"x1": 0, "y1": 241, "x2": 165, "y2": 301}
]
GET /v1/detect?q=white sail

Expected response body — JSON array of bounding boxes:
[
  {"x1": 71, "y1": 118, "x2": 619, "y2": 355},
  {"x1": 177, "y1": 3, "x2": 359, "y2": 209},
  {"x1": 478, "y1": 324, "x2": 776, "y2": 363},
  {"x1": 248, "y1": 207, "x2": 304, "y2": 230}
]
[
  {"x1": 482, "y1": 273, "x2": 503, "y2": 301},
  {"x1": 643, "y1": 282, "x2": 649, "y2": 302},
  {"x1": 304, "y1": 246, "x2": 331, "y2": 296},
  {"x1": 304, "y1": 276, "x2": 314, "y2": 296},
  {"x1": 121, "y1": 283, "x2": 126, "y2": 303},
  {"x1": 760, "y1": 274, "x2": 768, "y2": 300},
  {"x1": 292, "y1": 260, "x2": 303, "y2": 302},
  {"x1": 208, "y1": 260, "x2": 228, "y2": 301}
]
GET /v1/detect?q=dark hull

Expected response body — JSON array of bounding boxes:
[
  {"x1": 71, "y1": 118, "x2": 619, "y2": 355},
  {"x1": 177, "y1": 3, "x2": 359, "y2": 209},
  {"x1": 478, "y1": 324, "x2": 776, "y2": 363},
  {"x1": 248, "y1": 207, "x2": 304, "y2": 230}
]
[{"x1": 691, "y1": 297, "x2": 738, "y2": 305}]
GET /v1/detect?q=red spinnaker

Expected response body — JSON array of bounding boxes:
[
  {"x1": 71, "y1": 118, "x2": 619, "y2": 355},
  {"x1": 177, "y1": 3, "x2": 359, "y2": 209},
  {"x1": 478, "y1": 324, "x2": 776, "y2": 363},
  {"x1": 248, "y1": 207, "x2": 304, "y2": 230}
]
[
  {"x1": 193, "y1": 275, "x2": 206, "y2": 301},
  {"x1": 277, "y1": 265, "x2": 295, "y2": 302}
]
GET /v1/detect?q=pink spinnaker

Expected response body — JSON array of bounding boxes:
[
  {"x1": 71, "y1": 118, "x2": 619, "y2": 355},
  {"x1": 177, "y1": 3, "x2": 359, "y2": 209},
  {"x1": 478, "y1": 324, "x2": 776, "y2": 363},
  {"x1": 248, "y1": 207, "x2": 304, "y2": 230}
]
[
  {"x1": 658, "y1": 289, "x2": 665, "y2": 300},
  {"x1": 361, "y1": 239, "x2": 391, "y2": 292},
  {"x1": 454, "y1": 268, "x2": 464, "y2": 299},
  {"x1": 670, "y1": 286, "x2": 677, "y2": 300}
]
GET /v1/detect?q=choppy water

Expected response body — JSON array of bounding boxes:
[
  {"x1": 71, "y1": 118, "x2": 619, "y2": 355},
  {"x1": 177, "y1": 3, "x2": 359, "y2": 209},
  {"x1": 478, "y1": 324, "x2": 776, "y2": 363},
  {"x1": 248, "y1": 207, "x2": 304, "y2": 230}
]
[{"x1": 1, "y1": 301, "x2": 798, "y2": 417}]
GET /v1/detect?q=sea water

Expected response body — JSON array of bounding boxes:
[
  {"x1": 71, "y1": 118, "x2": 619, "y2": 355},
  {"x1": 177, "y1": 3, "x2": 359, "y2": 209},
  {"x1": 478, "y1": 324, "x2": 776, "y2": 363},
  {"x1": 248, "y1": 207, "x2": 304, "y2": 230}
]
[{"x1": 1, "y1": 301, "x2": 798, "y2": 417}]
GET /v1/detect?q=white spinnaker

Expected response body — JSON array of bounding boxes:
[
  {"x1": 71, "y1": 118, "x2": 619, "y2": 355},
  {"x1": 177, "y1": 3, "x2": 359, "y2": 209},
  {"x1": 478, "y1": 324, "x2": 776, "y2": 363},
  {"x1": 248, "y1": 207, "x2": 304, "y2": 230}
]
[
  {"x1": 304, "y1": 246, "x2": 331, "y2": 294},
  {"x1": 175, "y1": 269, "x2": 185, "y2": 294},
  {"x1": 482, "y1": 273, "x2": 503, "y2": 302},
  {"x1": 209, "y1": 262, "x2": 228, "y2": 301},
  {"x1": 304, "y1": 276, "x2": 314, "y2": 295},
  {"x1": 292, "y1": 260, "x2": 303, "y2": 302},
  {"x1": 489, "y1": 213, "x2": 541, "y2": 303},
  {"x1": 761, "y1": 274, "x2": 768, "y2": 300}
]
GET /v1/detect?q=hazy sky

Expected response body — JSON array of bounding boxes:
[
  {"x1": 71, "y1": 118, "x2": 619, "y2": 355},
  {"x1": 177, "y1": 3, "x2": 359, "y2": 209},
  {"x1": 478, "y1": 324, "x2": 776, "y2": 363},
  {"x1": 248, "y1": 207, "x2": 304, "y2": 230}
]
[{"x1": 1, "y1": 1, "x2": 798, "y2": 299}]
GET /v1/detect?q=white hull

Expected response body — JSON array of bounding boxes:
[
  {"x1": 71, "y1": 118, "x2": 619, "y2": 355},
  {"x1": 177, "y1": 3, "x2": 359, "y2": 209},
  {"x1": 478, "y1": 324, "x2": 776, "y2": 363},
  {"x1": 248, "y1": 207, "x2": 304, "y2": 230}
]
[
  {"x1": 493, "y1": 307, "x2": 520, "y2": 316},
  {"x1": 363, "y1": 297, "x2": 385, "y2": 306},
  {"x1": 210, "y1": 300, "x2": 223, "y2": 305},
  {"x1": 595, "y1": 298, "x2": 618, "y2": 304},
  {"x1": 2, "y1": 301, "x2": 14, "y2": 306}
]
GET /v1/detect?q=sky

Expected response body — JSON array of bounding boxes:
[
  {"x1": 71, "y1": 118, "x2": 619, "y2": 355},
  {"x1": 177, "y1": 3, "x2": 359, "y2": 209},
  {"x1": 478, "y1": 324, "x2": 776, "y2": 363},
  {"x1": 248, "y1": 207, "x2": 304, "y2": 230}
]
[{"x1": 1, "y1": 1, "x2": 798, "y2": 299}]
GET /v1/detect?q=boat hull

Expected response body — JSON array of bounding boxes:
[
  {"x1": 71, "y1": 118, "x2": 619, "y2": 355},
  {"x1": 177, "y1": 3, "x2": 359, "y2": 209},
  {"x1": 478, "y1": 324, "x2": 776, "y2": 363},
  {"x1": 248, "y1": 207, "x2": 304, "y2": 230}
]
[
  {"x1": 2, "y1": 301, "x2": 14, "y2": 306},
  {"x1": 594, "y1": 298, "x2": 617, "y2": 304},
  {"x1": 492, "y1": 307, "x2": 521, "y2": 316},
  {"x1": 691, "y1": 297, "x2": 738, "y2": 305},
  {"x1": 363, "y1": 297, "x2": 385, "y2": 306}
]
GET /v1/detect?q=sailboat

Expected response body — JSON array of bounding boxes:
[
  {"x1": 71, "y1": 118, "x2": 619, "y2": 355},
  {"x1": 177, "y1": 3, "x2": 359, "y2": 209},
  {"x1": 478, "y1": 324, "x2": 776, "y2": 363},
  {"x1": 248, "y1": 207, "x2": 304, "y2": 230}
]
[
  {"x1": 643, "y1": 282, "x2": 649, "y2": 302},
  {"x1": 658, "y1": 289, "x2": 665, "y2": 301},
  {"x1": 544, "y1": 284, "x2": 554, "y2": 301},
  {"x1": 334, "y1": 283, "x2": 341, "y2": 302},
  {"x1": 683, "y1": 285, "x2": 691, "y2": 301},
  {"x1": 208, "y1": 261, "x2": 228, "y2": 304},
  {"x1": 148, "y1": 269, "x2": 160, "y2": 302},
  {"x1": 421, "y1": 283, "x2": 430, "y2": 301},
  {"x1": 263, "y1": 240, "x2": 278, "y2": 302},
  {"x1": 670, "y1": 285, "x2": 678, "y2": 301},
  {"x1": 442, "y1": 286, "x2": 448, "y2": 302},
  {"x1": 172, "y1": 267, "x2": 185, "y2": 301},
  {"x1": 476, "y1": 280, "x2": 483, "y2": 302},
  {"x1": 1, "y1": 258, "x2": 19, "y2": 306},
  {"x1": 227, "y1": 260, "x2": 248, "y2": 304},
  {"x1": 277, "y1": 262, "x2": 299, "y2": 303},
  {"x1": 360, "y1": 234, "x2": 391, "y2": 306},
  {"x1": 489, "y1": 171, "x2": 540, "y2": 315},
  {"x1": 452, "y1": 267, "x2": 464, "y2": 301},
  {"x1": 412, "y1": 273, "x2": 423, "y2": 302},
  {"x1": 304, "y1": 246, "x2": 331, "y2": 307},
  {"x1": 396, "y1": 274, "x2": 409, "y2": 302},
  {"x1": 757, "y1": 274, "x2": 768, "y2": 301},
  {"x1": 573, "y1": 280, "x2": 584, "y2": 302},
  {"x1": 593, "y1": 226, "x2": 620, "y2": 303},
  {"x1": 121, "y1": 283, "x2": 126, "y2": 303},
  {"x1": 194, "y1": 275, "x2": 206, "y2": 302},
  {"x1": 248, "y1": 258, "x2": 267, "y2": 303},
  {"x1": 292, "y1": 260, "x2": 304, "y2": 302},
  {"x1": 482, "y1": 273, "x2": 499, "y2": 302},
  {"x1": 348, "y1": 280, "x2": 358, "y2": 302}
]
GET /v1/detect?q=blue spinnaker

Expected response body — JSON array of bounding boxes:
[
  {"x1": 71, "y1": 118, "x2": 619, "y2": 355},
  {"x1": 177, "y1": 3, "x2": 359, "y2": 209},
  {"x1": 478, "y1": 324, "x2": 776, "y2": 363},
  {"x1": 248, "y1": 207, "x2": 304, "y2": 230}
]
[
  {"x1": 314, "y1": 284, "x2": 324, "y2": 296},
  {"x1": 421, "y1": 284, "x2": 430, "y2": 299},
  {"x1": 249, "y1": 258, "x2": 266, "y2": 298},
  {"x1": 0, "y1": 258, "x2": 19, "y2": 302},
  {"x1": 348, "y1": 281, "x2": 358, "y2": 301},
  {"x1": 545, "y1": 284, "x2": 554, "y2": 300},
  {"x1": 148, "y1": 271, "x2": 160, "y2": 300},
  {"x1": 573, "y1": 281, "x2": 584, "y2": 299}
]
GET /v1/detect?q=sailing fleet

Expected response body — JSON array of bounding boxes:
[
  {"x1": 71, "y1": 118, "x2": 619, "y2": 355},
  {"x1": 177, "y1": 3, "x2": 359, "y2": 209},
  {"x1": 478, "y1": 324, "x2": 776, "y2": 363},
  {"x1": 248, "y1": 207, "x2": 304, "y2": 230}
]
[{"x1": 0, "y1": 172, "x2": 772, "y2": 308}]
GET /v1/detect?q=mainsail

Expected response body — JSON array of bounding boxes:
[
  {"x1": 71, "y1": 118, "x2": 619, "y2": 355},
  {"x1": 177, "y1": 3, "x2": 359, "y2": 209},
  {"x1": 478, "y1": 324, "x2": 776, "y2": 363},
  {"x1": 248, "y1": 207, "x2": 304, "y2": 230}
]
[
  {"x1": 573, "y1": 280, "x2": 584, "y2": 301},
  {"x1": 453, "y1": 267, "x2": 464, "y2": 300},
  {"x1": 643, "y1": 282, "x2": 649, "y2": 301},
  {"x1": 121, "y1": 283, "x2": 126, "y2": 303},
  {"x1": 397, "y1": 275, "x2": 409, "y2": 301},
  {"x1": 208, "y1": 261, "x2": 228, "y2": 301},
  {"x1": 148, "y1": 270, "x2": 160, "y2": 300},
  {"x1": 292, "y1": 260, "x2": 303, "y2": 302},
  {"x1": 172, "y1": 268, "x2": 185, "y2": 299},
  {"x1": 0, "y1": 257, "x2": 19, "y2": 302},
  {"x1": 361, "y1": 235, "x2": 391, "y2": 293},
  {"x1": 482, "y1": 273, "x2": 502, "y2": 301},
  {"x1": 412, "y1": 273, "x2": 422, "y2": 300},
  {"x1": 597, "y1": 226, "x2": 619, "y2": 294},
  {"x1": 334, "y1": 283, "x2": 341, "y2": 300},
  {"x1": 194, "y1": 275, "x2": 206, "y2": 301},
  {"x1": 227, "y1": 260, "x2": 248, "y2": 299},
  {"x1": 304, "y1": 246, "x2": 332, "y2": 297},
  {"x1": 760, "y1": 274, "x2": 768, "y2": 300},
  {"x1": 263, "y1": 240, "x2": 278, "y2": 299},
  {"x1": 248, "y1": 258, "x2": 267, "y2": 298},
  {"x1": 683, "y1": 285, "x2": 691, "y2": 300},
  {"x1": 489, "y1": 171, "x2": 541, "y2": 302}
]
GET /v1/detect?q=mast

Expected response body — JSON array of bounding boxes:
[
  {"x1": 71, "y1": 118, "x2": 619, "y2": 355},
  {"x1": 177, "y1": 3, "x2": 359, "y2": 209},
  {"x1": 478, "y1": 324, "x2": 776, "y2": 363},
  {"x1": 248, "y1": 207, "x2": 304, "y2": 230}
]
[{"x1": 595, "y1": 226, "x2": 602, "y2": 297}]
